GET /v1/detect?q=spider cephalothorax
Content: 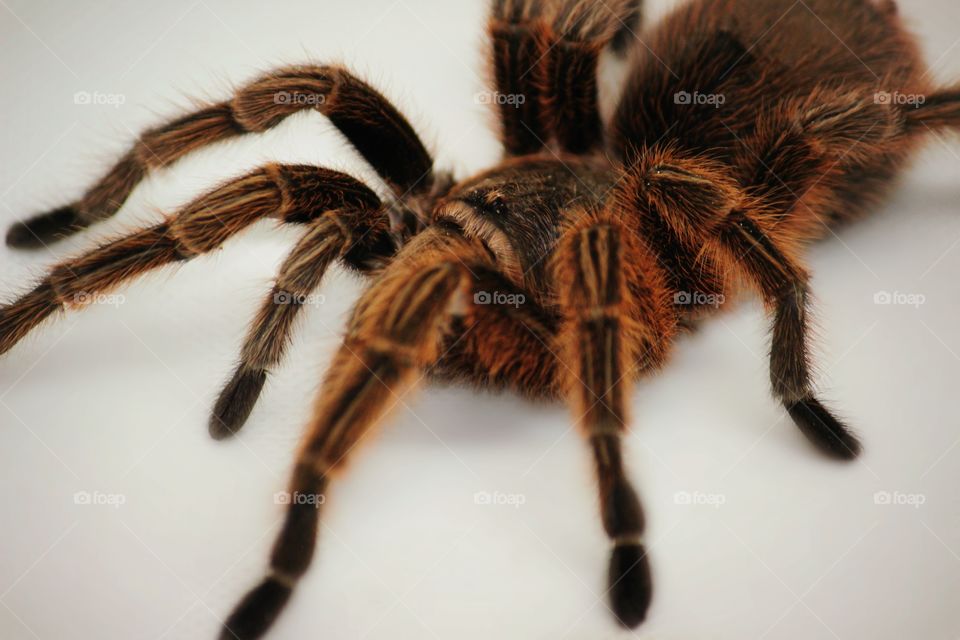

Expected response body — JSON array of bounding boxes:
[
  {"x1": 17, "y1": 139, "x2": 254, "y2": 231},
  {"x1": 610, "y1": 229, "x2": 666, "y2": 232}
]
[
  {"x1": 2, "y1": 0, "x2": 960, "y2": 637},
  {"x1": 435, "y1": 156, "x2": 616, "y2": 291}
]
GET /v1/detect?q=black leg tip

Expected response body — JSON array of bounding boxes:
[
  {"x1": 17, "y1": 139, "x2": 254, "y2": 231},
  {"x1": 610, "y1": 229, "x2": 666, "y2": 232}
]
[
  {"x1": 220, "y1": 577, "x2": 292, "y2": 640},
  {"x1": 6, "y1": 207, "x2": 83, "y2": 249},
  {"x1": 608, "y1": 543, "x2": 653, "y2": 629},
  {"x1": 787, "y1": 397, "x2": 862, "y2": 461},
  {"x1": 209, "y1": 368, "x2": 268, "y2": 440}
]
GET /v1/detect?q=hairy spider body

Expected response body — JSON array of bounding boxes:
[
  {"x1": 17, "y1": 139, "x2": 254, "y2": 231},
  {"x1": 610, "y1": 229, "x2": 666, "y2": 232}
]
[{"x1": 2, "y1": 0, "x2": 959, "y2": 637}]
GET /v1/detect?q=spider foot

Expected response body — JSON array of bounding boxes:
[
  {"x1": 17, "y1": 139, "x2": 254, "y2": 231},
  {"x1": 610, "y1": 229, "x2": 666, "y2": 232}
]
[
  {"x1": 209, "y1": 368, "x2": 268, "y2": 439},
  {"x1": 6, "y1": 206, "x2": 82, "y2": 249},
  {"x1": 219, "y1": 576, "x2": 292, "y2": 640},
  {"x1": 787, "y1": 396, "x2": 862, "y2": 460},
  {"x1": 609, "y1": 542, "x2": 653, "y2": 629}
]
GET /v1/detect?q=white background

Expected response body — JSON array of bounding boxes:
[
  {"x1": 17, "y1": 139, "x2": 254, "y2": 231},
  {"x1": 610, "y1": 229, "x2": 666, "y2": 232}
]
[{"x1": 2, "y1": 1, "x2": 960, "y2": 638}]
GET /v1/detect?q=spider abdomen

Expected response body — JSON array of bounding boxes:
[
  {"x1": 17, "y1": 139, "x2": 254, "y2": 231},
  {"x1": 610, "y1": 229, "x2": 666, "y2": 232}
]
[{"x1": 612, "y1": 0, "x2": 926, "y2": 225}]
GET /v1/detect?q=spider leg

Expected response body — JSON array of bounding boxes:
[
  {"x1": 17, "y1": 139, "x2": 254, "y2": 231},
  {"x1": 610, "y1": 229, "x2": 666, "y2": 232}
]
[
  {"x1": 488, "y1": 0, "x2": 636, "y2": 155},
  {"x1": 737, "y1": 86, "x2": 904, "y2": 212},
  {"x1": 220, "y1": 230, "x2": 494, "y2": 640},
  {"x1": 553, "y1": 212, "x2": 674, "y2": 628},
  {"x1": 488, "y1": 0, "x2": 551, "y2": 155},
  {"x1": 6, "y1": 65, "x2": 434, "y2": 249},
  {"x1": 904, "y1": 83, "x2": 960, "y2": 132},
  {"x1": 0, "y1": 165, "x2": 390, "y2": 358},
  {"x1": 539, "y1": 0, "x2": 638, "y2": 153},
  {"x1": 210, "y1": 196, "x2": 395, "y2": 439},
  {"x1": 714, "y1": 212, "x2": 862, "y2": 459},
  {"x1": 704, "y1": 90, "x2": 913, "y2": 459}
]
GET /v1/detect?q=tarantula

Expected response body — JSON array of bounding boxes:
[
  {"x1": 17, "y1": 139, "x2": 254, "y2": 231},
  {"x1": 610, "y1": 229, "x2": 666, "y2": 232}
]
[{"x1": 2, "y1": 0, "x2": 959, "y2": 637}]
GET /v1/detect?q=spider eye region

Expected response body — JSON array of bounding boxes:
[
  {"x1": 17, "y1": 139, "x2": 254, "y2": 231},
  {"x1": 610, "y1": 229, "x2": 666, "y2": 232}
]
[
  {"x1": 464, "y1": 191, "x2": 509, "y2": 218},
  {"x1": 489, "y1": 198, "x2": 508, "y2": 217}
]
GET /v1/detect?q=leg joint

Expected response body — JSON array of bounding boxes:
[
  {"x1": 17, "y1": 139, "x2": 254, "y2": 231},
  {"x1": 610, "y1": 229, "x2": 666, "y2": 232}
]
[{"x1": 232, "y1": 65, "x2": 338, "y2": 133}]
